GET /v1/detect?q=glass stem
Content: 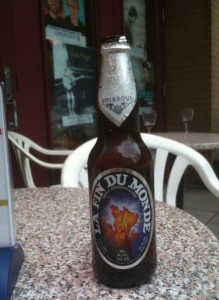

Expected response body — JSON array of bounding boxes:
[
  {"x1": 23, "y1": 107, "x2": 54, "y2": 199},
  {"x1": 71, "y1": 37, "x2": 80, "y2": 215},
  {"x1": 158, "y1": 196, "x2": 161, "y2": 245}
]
[{"x1": 184, "y1": 122, "x2": 189, "y2": 133}]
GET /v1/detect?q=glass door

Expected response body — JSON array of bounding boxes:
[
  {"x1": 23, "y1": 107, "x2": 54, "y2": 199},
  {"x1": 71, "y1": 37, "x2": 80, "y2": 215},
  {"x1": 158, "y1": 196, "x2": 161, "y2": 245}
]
[
  {"x1": 123, "y1": 0, "x2": 156, "y2": 131},
  {"x1": 43, "y1": 0, "x2": 97, "y2": 150}
]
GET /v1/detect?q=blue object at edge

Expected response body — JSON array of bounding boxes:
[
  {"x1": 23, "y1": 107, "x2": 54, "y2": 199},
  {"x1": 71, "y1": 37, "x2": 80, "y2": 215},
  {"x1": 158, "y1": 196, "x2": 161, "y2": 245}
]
[{"x1": 0, "y1": 244, "x2": 24, "y2": 300}]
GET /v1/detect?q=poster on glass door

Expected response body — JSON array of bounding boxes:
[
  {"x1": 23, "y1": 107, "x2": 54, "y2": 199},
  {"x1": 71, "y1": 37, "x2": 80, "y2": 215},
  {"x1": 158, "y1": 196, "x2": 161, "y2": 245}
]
[
  {"x1": 44, "y1": 0, "x2": 86, "y2": 43},
  {"x1": 123, "y1": 0, "x2": 155, "y2": 113},
  {"x1": 52, "y1": 42, "x2": 96, "y2": 129}
]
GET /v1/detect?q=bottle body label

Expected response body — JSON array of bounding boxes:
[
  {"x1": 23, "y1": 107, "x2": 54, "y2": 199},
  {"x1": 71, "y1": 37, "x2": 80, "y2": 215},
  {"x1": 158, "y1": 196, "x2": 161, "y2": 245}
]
[{"x1": 91, "y1": 168, "x2": 154, "y2": 270}]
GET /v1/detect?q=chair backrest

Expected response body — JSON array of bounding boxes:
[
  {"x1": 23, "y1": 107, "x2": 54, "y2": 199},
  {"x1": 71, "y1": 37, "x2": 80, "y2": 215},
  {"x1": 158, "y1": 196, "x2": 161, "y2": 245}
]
[
  {"x1": 8, "y1": 131, "x2": 72, "y2": 188},
  {"x1": 61, "y1": 133, "x2": 219, "y2": 206}
]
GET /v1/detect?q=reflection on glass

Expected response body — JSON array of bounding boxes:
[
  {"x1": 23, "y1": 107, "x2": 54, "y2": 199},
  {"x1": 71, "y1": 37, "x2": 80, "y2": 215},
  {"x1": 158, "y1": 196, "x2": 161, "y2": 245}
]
[
  {"x1": 142, "y1": 110, "x2": 157, "y2": 133},
  {"x1": 180, "y1": 108, "x2": 194, "y2": 133}
]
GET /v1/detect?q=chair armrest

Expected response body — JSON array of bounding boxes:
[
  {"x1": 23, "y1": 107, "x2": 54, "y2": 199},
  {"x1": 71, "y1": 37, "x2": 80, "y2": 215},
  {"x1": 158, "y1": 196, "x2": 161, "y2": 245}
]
[
  {"x1": 29, "y1": 145, "x2": 72, "y2": 156},
  {"x1": 10, "y1": 139, "x2": 64, "y2": 169}
]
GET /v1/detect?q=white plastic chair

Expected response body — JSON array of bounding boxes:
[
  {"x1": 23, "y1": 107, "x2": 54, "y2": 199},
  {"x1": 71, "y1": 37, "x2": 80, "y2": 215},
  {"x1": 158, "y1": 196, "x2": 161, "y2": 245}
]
[
  {"x1": 8, "y1": 131, "x2": 72, "y2": 188},
  {"x1": 61, "y1": 133, "x2": 219, "y2": 206}
]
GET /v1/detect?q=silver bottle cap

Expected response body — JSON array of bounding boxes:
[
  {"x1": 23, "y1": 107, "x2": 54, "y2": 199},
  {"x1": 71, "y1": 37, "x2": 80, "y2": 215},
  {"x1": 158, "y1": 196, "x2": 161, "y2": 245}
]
[{"x1": 101, "y1": 36, "x2": 130, "y2": 52}]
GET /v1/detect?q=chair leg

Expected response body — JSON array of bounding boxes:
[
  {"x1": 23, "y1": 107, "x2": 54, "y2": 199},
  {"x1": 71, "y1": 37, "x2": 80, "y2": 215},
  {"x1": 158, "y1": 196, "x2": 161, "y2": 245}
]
[{"x1": 176, "y1": 179, "x2": 184, "y2": 209}]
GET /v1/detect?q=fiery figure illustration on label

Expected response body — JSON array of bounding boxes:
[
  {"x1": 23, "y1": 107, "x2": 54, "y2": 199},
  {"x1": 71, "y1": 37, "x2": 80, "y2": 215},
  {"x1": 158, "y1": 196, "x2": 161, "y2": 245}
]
[{"x1": 101, "y1": 204, "x2": 140, "y2": 257}]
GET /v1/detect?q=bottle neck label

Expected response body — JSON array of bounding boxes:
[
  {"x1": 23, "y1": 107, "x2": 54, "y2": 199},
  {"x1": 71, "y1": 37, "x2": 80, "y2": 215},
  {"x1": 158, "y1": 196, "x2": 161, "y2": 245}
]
[
  {"x1": 98, "y1": 53, "x2": 137, "y2": 127},
  {"x1": 91, "y1": 168, "x2": 154, "y2": 270}
]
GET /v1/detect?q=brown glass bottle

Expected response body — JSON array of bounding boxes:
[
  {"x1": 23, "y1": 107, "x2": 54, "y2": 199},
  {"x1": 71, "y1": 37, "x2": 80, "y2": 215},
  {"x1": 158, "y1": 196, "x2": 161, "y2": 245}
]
[{"x1": 88, "y1": 36, "x2": 157, "y2": 288}]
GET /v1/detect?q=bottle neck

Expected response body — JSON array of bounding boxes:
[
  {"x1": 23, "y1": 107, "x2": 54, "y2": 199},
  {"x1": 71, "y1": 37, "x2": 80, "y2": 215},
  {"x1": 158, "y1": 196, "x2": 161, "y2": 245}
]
[
  {"x1": 98, "y1": 41, "x2": 138, "y2": 138},
  {"x1": 97, "y1": 104, "x2": 140, "y2": 138}
]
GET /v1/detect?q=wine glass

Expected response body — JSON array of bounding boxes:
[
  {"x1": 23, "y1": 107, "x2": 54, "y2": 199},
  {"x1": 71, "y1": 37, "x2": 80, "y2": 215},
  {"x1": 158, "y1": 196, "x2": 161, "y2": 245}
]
[
  {"x1": 142, "y1": 110, "x2": 157, "y2": 133},
  {"x1": 180, "y1": 108, "x2": 194, "y2": 133}
]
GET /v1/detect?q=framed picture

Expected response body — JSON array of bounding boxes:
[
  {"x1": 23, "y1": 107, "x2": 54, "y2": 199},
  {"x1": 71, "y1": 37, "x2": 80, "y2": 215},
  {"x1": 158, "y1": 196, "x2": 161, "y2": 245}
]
[{"x1": 44, "y1": 0, "x2": 86, "y2": 38}]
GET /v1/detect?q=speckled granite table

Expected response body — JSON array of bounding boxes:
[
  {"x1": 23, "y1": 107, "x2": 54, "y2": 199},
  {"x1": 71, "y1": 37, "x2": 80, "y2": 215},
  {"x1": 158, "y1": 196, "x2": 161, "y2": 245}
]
[
  {"x1": 12, "y1": 188, "x2": 219, "y2": 300},
  {"x1": 155, "y1": 132, "x2": 219, "y2": 150}
]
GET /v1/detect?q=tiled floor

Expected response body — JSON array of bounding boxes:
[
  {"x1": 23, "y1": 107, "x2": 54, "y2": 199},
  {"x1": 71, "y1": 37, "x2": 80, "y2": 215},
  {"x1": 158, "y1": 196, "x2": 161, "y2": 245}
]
[{"x1": 183, "y1": 187, "x2": 219, "y2": 239}]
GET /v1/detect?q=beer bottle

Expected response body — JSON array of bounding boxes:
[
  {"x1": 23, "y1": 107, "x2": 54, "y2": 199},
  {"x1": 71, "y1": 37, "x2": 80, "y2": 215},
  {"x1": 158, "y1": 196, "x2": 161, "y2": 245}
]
[{"x1": 88, "y1": 36, "x2": 157, "y2": 288}]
